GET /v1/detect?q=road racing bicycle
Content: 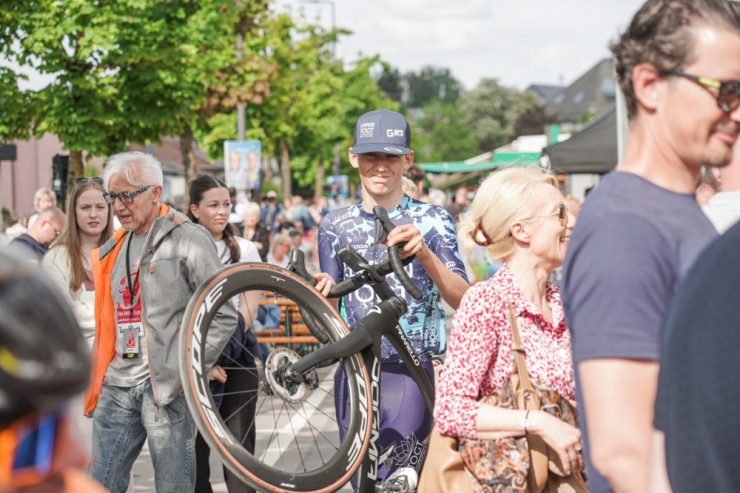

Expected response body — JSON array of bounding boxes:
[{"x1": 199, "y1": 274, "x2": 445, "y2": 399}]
[{"x1": 179, "y1": 207, "x2": 436, "y2": 492}]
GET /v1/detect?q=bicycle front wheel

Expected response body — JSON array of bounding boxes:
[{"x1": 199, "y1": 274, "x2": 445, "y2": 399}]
[{"x1": 180, "y1": 263, "x2": 372, "y2": 492}]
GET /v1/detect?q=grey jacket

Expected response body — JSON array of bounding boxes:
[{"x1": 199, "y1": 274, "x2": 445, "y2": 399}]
[{"x1": 97, "y1": 207, "x2": 237, "y2": 408}]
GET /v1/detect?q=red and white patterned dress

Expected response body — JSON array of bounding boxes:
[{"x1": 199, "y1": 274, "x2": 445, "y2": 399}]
[{"x1": 434, "y1": 263, "x2": 575, "y2": 439}]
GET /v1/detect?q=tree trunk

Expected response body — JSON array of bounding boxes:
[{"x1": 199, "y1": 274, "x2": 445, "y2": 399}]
[
  {"x1": 280, "y1": 139, "x2": 292, "y2": 199},
  {"x1": 179, "y1": 125, "x2": 196, "y2": 209},
  {"x1": 315, "y1": 156, "x2": 325, "y2": 201},
  {"x1": 68, "y1": 150, "x2": 84, "y2": 181},
  {"x1": 63, "y1": 150, "x2": 84, "y2": 210}
]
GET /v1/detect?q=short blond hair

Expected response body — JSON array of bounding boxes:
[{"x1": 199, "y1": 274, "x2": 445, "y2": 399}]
[
  {"x1": 33, "y1": 188, "x2": 56, "y2": 212},
  {"x1": 401, "y1": 177, "x2": 417, "y2": 195},
  {"x1": 458, "y1": 166, "x2": 559, "y2": 261}
]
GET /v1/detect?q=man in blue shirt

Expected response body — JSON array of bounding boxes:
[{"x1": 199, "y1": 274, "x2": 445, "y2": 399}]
[
  {"x1": 318, "y1": 109, "x2": 468, "y2": 482},
  {"x1": 562, "y1": 1, "x2": 740, "y2": 491}
]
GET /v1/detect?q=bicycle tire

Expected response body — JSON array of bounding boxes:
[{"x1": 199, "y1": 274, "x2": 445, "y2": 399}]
[{"x1": 180, "y1": 263, "x2": 372, "y2": 493}]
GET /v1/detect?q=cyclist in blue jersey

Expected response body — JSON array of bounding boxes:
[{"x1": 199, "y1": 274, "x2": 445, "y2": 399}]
[{"x1": 318, "y1": 109, "x2": 469, "y2": 483}]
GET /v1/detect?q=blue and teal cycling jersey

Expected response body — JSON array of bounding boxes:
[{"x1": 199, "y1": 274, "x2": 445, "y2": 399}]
[{"x1": 318, "y1": 195, "x2": 467, "y2": 363}]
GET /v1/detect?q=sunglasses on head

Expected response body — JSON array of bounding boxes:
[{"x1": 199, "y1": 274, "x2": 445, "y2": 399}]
[
  {"x1": 667, "y1": 71, "x2": 740, "y2": 113},
  {"x1": 74, "y1": 177, "x2": 104, "y2": 186}
]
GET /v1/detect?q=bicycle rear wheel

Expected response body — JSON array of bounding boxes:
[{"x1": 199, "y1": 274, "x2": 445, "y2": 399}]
[{"x1": 180, "y1": 263, "x2": 372, "y2": 492}]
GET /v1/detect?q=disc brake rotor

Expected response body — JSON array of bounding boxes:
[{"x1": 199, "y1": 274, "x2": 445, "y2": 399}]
[{"x1": 263, "y1": 347, "x2": 318, "y2": 404}]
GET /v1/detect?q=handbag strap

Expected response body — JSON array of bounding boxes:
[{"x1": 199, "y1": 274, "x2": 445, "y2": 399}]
[{"x1": 506, "y1": 301, "x2": 539, "y2": 410}]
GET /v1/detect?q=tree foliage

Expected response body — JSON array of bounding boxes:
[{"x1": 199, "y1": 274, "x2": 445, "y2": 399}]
[
  {"x1": 198, "y1": 11, "x2": 395, "y2": 196},
  {"x1": 377, "y1": 65, "x2": 463, "y2": 109},
  {"x1": 0, "y1": 69, "x2": 34, "y2": 142},
  {"x1": 460, "y1": 78, "x2": 540, "y2": 152},
  {"x1": 413, "y1": 100, "x2": 479, "y2": 163}
]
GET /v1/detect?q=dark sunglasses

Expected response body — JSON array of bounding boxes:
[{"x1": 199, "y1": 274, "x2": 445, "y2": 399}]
[
  {"x1": 74, "y1": 177, "x2": 104, "y2": 186},
  {"x1": 667, "y1": 71, "x2": 740, "y2": 113}
]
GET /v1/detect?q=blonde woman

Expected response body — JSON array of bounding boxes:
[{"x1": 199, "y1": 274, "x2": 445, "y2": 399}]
[
  {"x1": 27, "y1": 187, "x2": 57, "y2": 228},
  {"x1": 434, "y1": 167, "x2": 584, "y2": 479},
  {"x1": 267, "y1": 234, "x2": 291, "y2": 269}
]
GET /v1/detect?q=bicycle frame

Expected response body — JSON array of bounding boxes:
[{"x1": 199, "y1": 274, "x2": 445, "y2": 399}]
[{"x1": 284, "y1": 298, "x2": 435, "y2": 493}]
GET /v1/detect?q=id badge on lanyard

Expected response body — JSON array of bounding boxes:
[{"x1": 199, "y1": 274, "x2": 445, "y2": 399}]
[{"x1": 119, "y1": 234, "x2": 142, "y2": 358}]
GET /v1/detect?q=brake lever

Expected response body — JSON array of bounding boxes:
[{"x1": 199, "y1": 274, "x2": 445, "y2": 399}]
[
  {"x1": 288, "y1": 250, "x2": 317, "y2": 287},
  {"x1": 373, "y1": 206, "x2": 395, "y2": 244}
]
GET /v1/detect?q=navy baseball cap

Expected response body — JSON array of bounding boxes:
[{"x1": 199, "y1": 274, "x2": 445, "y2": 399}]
[{"x1": 351, "y1": 109, "x2": 411, "y2": 155}]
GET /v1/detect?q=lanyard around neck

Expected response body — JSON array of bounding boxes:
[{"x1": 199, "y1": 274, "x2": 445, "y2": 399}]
[{"x1": 125, "y1": 234, "x2": 137, "y2": 308}]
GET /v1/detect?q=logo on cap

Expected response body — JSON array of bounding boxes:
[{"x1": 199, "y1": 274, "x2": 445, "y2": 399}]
[
  {"x1": 386, "y1": 129, "x2": 404, "y2": 138},
  {"x1": 360, "y1": 122, "x2": 375, "y2": 138}
]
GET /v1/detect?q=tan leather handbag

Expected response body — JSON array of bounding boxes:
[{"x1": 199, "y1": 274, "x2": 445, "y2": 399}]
[{"x1": 417, "y1": 426, "x2": 475, "y2": 493}]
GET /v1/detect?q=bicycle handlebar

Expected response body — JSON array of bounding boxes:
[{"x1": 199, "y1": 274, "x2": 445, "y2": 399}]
[
  {"x1": 372, "y1": 206, "x2": 423, "y2": 300},
  {"x1": 287, "y1": 207, "x2": 423, "y2": 300}
]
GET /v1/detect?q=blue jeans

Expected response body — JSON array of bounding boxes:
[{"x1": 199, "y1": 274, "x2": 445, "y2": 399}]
[{"x1": 89, "y1": 380, "x2": 195, "y2": 493}]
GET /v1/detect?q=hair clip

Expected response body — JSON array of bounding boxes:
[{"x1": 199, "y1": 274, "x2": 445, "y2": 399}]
[{"x1": 473, "y1": 223, "x2": 493, "y2": 247}]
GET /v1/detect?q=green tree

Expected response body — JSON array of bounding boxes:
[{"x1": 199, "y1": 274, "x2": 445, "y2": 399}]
[
  {"x1": 460, "y1": 78, "x2": 539, "y2": 151},
  {"x1": 0, "y1": 69, "x2": 34, "y2": 143},
  {"x1": 0, "y1": 1, "x2": 171, "y2": 178},
  {"x1": 405, "y1": 66, "x2": 463, "y2": 108},
  {"x1": 414, "y1": 100, "x2": 480, "y2": 162},
  {"x1": 377, "y1": 66, "x2": 405, "y2": 105},
  {"x1": 198, "y1": 12, "x2": 394, "y2": 198}
]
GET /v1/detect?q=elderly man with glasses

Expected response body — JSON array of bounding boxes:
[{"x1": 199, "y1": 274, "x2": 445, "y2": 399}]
[
  {"x1": 8, "y1": 207, "x2": 66, "y2": 261},
  {"x1": 85, "y1": 151, "x2": 237, "y2": 493}
]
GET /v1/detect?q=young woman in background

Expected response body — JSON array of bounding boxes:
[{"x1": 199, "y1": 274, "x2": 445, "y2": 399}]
[{"x1": 188, "y1": 175, "x2": 262, "y2": 493}]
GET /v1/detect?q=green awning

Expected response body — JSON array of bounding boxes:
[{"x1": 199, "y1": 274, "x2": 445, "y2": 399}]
[{"x1": 419, "y1": 151, "x2": 541, "y2": 174}]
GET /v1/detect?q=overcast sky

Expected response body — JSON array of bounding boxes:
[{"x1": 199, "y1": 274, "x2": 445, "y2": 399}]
[
  {"x1": 10, "y1": 1, "x2": 648, "y2": 92},
  {"x1": 274, "y1": 0, "x2": 646, "y2": 90}
]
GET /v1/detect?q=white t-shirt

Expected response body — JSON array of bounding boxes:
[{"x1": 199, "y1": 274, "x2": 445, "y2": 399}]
[
  {"x1": 703, "y1": 191, "x2": 740, "y2": 234},
  {"x1": 215, "y1": 236, "x2": 261, "y2": 311}
]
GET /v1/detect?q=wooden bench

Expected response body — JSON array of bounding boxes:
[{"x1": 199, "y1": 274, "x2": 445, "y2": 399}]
[{"x1": 255, "y1": 293, "x2": 320, "y2": 354}]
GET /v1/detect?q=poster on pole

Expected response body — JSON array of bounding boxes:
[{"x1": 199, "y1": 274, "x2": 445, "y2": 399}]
[
  {"x1": 224, "y1": 140, "x2": 261, "y2": 194},
  {"x1": 327, "y1": 174, "x2": 348, "y2": 202}
]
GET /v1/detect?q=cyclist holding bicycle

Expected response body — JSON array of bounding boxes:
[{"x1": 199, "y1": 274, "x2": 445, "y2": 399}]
[{"x1": 318, "y1": 109, "x2": 469, "y2": 483}]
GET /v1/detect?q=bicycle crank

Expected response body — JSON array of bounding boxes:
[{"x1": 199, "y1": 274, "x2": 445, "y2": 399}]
[{"x1": 263, "y1": 347, "x2": 319, "y2": 404}]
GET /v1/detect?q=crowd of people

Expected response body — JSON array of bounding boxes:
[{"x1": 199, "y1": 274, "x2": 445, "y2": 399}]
[{"x1": 3, "y1": 1, "x2": 740, "y2": 492}]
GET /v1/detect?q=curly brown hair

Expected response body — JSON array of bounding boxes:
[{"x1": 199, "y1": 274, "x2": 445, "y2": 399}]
[{"x1": 611, "y1": 0, "x2": 740, "y2": 119}]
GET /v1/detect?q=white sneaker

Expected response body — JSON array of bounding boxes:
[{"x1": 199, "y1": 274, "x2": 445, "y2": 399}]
[{"x1": 375, "y1": 467, "x2": 418, "y2": 493}]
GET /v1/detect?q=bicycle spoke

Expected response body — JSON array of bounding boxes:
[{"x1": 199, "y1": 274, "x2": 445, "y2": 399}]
[
  {"x1": 299, "y1": 395, "x2": 340, "y2": 426},
  {"x1": 212, "y1": 388, "x2": 259, "y2": 399},
  {"x1": 286, "y1": 402, "x2": 308, "y2": 472},
  {"x1": 221, "y1": 391, "x2": 260, "y2": 425},
  {"x1": 301, "y1": 401, "x2": 326, "y2": 464}
]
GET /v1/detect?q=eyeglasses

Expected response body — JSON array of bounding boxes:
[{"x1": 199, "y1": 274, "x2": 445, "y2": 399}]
[
  {"x1": 74, "y1": 177, "x2": 104, "y2": 186},
  {"x1": 44, "y1": 221, "x2": 61, "y2": 237},
  {"x1": 667, "y1": 71, "x2": 740, "y2": 113},
  {"x1": 103, "y1": 185, "x2": 153, "y2": 205},
  {"x1": 521, "y1": 203, "x2": 569, "y2": 227}
]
